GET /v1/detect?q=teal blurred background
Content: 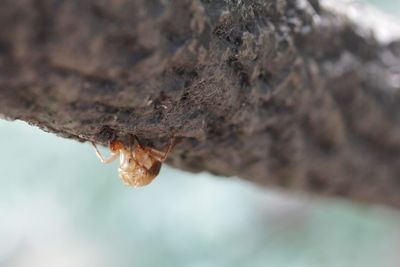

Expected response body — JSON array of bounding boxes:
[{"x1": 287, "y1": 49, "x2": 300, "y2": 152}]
[
  {"x1": 365, "y1": 0, "x2": 400, "y2": 14},
  {"x1": 1, "y1": 1, "x2": 400, "y2": 267}
]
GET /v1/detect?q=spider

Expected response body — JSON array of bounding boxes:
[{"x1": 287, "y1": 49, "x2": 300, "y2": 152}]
[{"x1": 91, "y1": 133, "x2": 176, "y2": 187}]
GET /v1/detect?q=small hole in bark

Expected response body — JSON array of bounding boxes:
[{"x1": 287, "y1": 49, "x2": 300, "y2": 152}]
[
  {"x1": 180, "y1": 92, "x2": 190, "y2": 101},
  {"x1": 234, "y1": 37, "x2": 242, "y2": 46},
  {"x1": 259, "y1": 70, "x2": 272, "y2": 83},
  {"x1": 278, "y1": 39, "x2": 289, "y2": 52},
  {"x1": 239, "y1": 72, "x2": 250, "y2": 86}
]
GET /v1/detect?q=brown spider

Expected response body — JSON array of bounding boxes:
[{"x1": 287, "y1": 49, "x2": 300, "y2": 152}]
[{"x1": 92, "y1": 134, "x2": 176, "y2": 187}]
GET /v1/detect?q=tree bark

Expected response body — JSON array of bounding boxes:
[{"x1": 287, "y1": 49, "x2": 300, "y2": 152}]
[{"x1": 1, "y1": 0, "x2": 400, "y2": 207}]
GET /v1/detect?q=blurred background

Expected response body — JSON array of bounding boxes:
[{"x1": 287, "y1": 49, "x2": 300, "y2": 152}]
[{"x1": 1, "y1": 1, "x2": 400, "y2": 267}]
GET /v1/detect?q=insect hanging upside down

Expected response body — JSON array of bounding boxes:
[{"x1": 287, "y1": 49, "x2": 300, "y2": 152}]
[{"x1": 91, "y1": 133, "x2": 176, "y2": 188}]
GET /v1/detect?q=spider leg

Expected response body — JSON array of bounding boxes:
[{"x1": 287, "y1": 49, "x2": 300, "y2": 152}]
[
  {"x1": 132, "y1": 135, "x2": 145, "y2": 148},
  {"x1": 145, "y1": 133, "x2": 177, "y2": 162},
  {"x1": 91, "y1": 142, "x2": 119, "y2": 164},
  {"x1": 143, "y1": 148, "x2": 165, "y2": 162},
  {"x1": 133, "y1": 135, "x2": 163, "y2": 160}
]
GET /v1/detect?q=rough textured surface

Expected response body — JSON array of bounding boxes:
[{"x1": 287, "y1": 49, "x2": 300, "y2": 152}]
[{"x1": 1, "y1": 0, "x2": 400, "y2": 207}]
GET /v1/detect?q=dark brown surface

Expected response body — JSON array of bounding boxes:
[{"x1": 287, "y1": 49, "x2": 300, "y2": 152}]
[{"x1": 1, "y1": 0, "x2": 400, "y2": 207}]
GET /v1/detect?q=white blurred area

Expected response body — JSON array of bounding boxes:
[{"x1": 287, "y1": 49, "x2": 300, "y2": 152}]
[
  {"x1": 1, "y1": 119, "x2": 400, "y2": 267},
  {"x1": 0, "y1": 193, "x2": 118, "y2": 267},
  {"x1": 321, "y1": 0, "x2": 400, "y2": 43}
]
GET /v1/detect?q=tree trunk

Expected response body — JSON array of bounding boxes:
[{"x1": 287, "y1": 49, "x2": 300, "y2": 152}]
[{"x1": 1, "y1": 0, "x2": 400, "y2": 207}]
